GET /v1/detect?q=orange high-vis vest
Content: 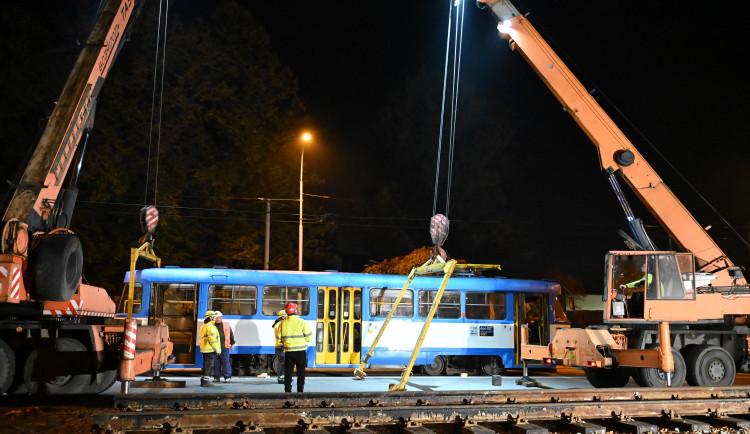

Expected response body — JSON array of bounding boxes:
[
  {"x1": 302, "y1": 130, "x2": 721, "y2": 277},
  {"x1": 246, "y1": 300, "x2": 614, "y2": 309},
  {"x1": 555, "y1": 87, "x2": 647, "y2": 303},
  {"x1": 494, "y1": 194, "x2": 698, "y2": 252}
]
[{"x1": 220, "y1": 322, "x2": 232, "y2": 348}]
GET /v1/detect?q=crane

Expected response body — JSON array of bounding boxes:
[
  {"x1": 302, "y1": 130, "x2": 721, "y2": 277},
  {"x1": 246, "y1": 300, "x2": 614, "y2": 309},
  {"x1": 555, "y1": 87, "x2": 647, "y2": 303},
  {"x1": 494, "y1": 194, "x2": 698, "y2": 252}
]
[
  {"x1": 479, "y1": 0, "x2": 750, "y2": 388},
  {"x1": 0, "y1": 0, "x2": 172, "y2": 395}
]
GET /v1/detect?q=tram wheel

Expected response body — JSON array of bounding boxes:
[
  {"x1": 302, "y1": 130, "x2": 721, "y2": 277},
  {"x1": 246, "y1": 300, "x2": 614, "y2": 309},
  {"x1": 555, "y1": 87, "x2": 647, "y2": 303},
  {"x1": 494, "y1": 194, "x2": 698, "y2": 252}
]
[
  {"x1": 584, "y1": 367, "x2": 630, "y2": 388},
  {"x1": 422, "y1": 355, "x2": 445, "y2": 376},
  {"x1": 0, "y1": 339, "x2": 15, "y2": 394},
  {"x1": 636, "y1": 346, "x2": 686, "y2": 387},
  {"x1": 685, "y1": 344, "x2": 735, "y2": 387},
  {"x1": 24, "y1": 338, "x2": 91, "y2": 395},
  {"x1": 272, "y1": 355, "x2": 284, "y2": 377},
  {"x1": 480, "y1": 356, "x2": 504, "y2": 375}
]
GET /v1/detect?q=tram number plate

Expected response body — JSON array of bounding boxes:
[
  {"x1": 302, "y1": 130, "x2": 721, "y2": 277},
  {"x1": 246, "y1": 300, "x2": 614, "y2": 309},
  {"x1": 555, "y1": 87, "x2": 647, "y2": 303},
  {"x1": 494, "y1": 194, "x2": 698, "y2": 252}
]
[{"x1": 470, "y1": 326, "x2": 494, "y2": 336}]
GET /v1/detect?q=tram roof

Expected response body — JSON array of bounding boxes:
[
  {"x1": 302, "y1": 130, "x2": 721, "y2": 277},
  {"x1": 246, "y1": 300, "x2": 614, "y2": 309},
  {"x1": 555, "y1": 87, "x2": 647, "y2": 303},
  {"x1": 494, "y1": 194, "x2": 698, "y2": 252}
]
[{"x1": 124, "y1": 267, "x2": 562, "y2": 293}]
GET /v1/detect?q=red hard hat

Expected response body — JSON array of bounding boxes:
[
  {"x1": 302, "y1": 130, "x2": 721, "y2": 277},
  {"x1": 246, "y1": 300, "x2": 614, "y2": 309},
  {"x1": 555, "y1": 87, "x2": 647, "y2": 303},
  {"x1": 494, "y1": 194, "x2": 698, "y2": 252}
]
[{"x1": 285, "y1": 302, "x2": 298, "y2": 314}]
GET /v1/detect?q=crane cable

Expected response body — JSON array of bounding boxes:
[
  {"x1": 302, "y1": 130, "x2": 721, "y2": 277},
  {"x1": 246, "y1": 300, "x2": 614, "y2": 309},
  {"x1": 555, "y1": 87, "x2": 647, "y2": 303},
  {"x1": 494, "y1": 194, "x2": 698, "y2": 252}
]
[
  {"x1": 433, "y1": 0, "x2": 466, "y2": 219},
  {"x1": 144, "y1": 0, "x2": 169, "y2": 208}
]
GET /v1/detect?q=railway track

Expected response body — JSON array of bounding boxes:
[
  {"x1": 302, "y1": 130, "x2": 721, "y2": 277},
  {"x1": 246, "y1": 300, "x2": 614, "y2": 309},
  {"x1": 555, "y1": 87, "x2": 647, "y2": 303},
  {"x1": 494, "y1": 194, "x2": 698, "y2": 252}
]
[{"x1": 93, "y1": 387, "x2": 750, "y2": 433}]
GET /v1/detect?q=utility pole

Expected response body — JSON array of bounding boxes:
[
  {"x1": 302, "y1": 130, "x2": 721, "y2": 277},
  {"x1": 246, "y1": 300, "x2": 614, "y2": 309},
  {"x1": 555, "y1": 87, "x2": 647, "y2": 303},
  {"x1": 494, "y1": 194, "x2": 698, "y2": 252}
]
[{"x1": 264, "y1": 198, "x2": 271, "y2": 270}]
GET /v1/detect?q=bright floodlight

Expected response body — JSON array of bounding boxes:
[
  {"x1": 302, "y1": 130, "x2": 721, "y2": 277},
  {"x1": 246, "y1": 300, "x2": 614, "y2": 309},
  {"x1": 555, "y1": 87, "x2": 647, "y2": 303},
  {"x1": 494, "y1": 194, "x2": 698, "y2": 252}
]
[
  {"x1": 497, "y1": 20, "x2": 513, "y2": 34},
  {"x1": 301, "y1": 132, "x2": 312, "y2": 142}
]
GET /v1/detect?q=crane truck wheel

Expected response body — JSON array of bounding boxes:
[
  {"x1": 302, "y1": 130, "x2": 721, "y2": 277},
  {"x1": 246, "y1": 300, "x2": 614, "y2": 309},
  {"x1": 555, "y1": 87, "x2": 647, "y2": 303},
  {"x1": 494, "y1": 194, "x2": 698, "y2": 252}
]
[
  {"x1": 636, "y1": 346, "x2": 686, "y2": 387},
  {"x1": 24, "y1": 338, "x2": 91, "y2": 395},
  {"x1": 31, "y1": 233, "x2": 83, "y2": 301},
  {"x1": 685, "y1": 344, "x2": 736, "y2": 387},
  {"x1": 0, "y1": 339, "x2": 15, "y2": 394},
  {"x1": 82, "y1": 352, "x2": 118, "y2": 394},
  {"x1": 584, "y1": 366, "x2": 630, "y2": 388}
]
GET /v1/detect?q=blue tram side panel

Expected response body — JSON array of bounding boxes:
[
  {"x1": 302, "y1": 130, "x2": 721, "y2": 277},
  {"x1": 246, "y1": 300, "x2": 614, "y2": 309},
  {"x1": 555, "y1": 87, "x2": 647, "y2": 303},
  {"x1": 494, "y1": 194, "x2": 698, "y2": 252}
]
[{"x1": 116, "y1": 267, "x2": 570, "y2": 376}]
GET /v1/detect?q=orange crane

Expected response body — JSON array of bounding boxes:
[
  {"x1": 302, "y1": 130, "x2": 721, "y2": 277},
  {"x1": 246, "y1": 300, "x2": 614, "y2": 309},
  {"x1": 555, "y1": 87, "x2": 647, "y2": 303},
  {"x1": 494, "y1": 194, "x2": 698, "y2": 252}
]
[
  {"x1": 479, "y1": 0, "x2": 750, "y2": 388},
  {"x1": 0, "y1": 0, "x2": 172, "y2": 395}
]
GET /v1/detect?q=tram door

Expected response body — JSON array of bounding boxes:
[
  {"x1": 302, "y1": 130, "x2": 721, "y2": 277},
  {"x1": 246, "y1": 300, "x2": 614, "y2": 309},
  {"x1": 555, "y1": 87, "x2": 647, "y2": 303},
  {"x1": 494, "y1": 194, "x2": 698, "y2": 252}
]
[
  {"x1": 315, "y1": 287, "x2": 362, "y2": 365},
  {"x1": 150, "y1": 283, "x2": 197, "y2": 365},
  {"x1": 513, "y1": 292, "x2": 550, "y2": 364}
]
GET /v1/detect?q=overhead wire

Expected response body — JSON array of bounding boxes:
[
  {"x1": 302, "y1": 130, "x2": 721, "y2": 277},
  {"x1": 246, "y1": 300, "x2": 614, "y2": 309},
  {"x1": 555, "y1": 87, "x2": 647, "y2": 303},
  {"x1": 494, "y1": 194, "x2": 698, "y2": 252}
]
[{"x1": 547, "y1": 32, "x2": 750, "y2": 250}]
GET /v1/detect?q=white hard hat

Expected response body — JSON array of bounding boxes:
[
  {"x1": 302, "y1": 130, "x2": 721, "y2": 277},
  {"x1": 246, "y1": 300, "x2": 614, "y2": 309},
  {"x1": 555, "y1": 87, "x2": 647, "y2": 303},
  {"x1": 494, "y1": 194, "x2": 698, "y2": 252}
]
[{"x1": 214, "y1": 311, "x2": 222, "y2": 317}]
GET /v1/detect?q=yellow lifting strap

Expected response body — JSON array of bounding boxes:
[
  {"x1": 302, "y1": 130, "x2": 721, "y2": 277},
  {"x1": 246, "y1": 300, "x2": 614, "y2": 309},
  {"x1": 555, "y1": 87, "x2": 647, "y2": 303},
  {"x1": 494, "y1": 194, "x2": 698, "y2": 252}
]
[
  {"x1": 352, "y1": 257, "x2": 501, "y2": 392},
  {"x1": 125, "y1": 240, "x2": 161, "y2": 320}
]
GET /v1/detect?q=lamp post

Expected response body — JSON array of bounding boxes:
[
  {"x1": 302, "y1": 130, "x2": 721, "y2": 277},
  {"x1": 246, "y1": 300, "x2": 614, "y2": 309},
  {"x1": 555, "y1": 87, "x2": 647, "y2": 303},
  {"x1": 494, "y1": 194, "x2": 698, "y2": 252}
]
[{"x1": 299, "y1": 132, "x2": 312, "y2": 271}]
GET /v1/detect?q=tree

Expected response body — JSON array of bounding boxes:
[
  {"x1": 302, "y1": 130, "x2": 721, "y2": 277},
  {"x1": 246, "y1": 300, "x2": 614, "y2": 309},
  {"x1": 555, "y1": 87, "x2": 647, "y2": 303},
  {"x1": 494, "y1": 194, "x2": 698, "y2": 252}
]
[{"x1": 1, "y1": 1, "x2": 333, "y2": 294}]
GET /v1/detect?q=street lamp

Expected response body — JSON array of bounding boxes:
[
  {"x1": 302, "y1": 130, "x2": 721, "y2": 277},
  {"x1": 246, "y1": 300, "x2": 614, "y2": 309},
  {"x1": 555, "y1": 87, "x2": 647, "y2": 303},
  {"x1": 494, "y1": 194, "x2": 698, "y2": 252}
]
[{"x1": 299, "y1": 132, "x2": 312, "y2": 271}]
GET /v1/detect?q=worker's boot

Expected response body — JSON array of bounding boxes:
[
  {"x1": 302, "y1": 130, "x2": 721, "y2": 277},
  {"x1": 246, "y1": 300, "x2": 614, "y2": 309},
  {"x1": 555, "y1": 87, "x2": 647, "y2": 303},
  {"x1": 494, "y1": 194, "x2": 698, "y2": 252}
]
[
  {"x1": 201, "y1": 377, "x2": 213, "y2": 387},
  {"x1": 277, "y1": 376, "x2": 285, "y2": 384}
]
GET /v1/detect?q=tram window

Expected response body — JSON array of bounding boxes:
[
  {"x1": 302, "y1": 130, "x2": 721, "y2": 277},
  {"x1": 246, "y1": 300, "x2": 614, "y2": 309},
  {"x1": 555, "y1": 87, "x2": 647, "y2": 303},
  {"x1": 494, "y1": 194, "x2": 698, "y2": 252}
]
[
  {"x1": 208, "y1": 284, "x2": 257, "y2": 315},
  {"x1": 353, "y1": 323, "x2": 361, "y2": 352},
  {"x1": 117, "y1": 283, "x2": 142, "y2": 314},
  {"x1": 317, "y1": 290, "x2": 325, "y2": 320},
  {"x1": 353, "y1": 290, "x2": 362, "y2": 320},
  {"x1": 465, "y1": 292, "x2": 506, "y2": 320},
  {"x1": 343, "y1": 291, "x2": 350, "y2": 320},
  {"x1": 262, "y1": 285, "x2": 310, "y2": 316},
  {"x1": 159, "y1": 284, "x2": 196, "y2": 316},
  {"x1": 418, "y1": 290, "x2": 461, "y2": 319},
  {"x1": 369, "y1": 288, "x2": 413, "y2": 317},
  {"x1": 328, "y1": 289, "x2": 336, "y2": 320}
]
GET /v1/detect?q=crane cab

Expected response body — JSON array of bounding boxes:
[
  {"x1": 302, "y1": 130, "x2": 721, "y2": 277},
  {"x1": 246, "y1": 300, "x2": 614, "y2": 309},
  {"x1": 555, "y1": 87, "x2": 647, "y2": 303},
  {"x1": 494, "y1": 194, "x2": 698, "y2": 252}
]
[{"x1": 605, "y1": 251, "x2": 701, "y2": 323}]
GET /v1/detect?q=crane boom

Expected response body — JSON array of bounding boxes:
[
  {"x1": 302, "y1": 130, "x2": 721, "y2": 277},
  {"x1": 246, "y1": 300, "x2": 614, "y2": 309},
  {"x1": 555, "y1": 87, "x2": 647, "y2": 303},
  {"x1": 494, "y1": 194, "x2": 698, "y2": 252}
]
[
  {"x1": 478, "y1": 0, "x2": 741, "y2": 285},
  {"x1": 3, "y1": 0, "x2": 135, "y2": 231}
]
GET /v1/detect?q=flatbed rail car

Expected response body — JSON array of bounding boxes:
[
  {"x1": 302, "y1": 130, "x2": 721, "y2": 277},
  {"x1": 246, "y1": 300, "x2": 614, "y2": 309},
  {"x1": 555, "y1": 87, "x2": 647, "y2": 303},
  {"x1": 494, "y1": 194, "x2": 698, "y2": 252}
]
[{"x1": 116, "y1": 267, "x2": 569, "y2": 376}]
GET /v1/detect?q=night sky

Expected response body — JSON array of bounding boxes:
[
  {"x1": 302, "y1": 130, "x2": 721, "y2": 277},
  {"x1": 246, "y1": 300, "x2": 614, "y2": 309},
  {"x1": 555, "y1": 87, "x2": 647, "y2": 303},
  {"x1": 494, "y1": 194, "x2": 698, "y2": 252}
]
[
  {"x1": 2, "y1": 1, "x2": 750, "y2": 292},
  {"x1": 244, "y1": 1, "x2": 750, "y2": 289}
]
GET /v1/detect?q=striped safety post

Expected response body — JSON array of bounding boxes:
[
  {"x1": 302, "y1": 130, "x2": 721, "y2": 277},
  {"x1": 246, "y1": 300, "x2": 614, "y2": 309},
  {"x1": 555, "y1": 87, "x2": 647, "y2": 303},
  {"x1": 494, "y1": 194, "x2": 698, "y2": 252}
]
[{"x1": 123, "y1": 318, "x2": 137, "y2": 360}]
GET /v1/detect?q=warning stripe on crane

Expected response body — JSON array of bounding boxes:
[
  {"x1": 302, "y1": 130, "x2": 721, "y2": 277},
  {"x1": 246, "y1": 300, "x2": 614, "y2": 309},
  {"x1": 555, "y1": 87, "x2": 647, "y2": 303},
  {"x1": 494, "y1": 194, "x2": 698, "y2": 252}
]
[
  {"x1": 123, "y1": 320, "x2": 137, "y2": 360},
  {"x1": 0, "y1": 265, "x2": 22, "y2": 300},
  {"x1": 43, "y1": 299, "x2": 115, "y2": 317}
]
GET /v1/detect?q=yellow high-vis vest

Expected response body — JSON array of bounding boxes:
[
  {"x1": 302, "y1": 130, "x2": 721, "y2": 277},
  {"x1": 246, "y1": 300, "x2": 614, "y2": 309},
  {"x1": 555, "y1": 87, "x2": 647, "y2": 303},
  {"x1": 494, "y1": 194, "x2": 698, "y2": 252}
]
[
  {"x1": 200, "y1": 320, "x2": 221, "y2": 354},
  {"x1": 278, "y1": 315, "x2": 311, "y2": 351}
]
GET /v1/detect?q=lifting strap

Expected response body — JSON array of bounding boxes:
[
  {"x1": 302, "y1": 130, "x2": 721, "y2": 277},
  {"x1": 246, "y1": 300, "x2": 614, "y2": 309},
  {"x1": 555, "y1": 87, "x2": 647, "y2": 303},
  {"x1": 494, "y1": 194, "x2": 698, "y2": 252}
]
[{"x1": 352, "y1": 257, "x2": 501, "y2": 391}]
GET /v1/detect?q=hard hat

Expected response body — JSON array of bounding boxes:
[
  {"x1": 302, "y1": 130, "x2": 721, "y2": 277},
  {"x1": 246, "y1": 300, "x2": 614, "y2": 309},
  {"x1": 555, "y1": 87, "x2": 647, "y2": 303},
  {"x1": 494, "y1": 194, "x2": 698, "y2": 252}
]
[
  {"x1": 277, "y1": 310, "x2": 287, "y2": 317},
  {"x1": 214, "y1": 311, "x2": 222, "y2": 317},
  {"x1": 205, "y1": 310, "x2": 216, "y2": 318},
  {"x1": 285, "y1": 302, "x2": 298, "y2": 315}
]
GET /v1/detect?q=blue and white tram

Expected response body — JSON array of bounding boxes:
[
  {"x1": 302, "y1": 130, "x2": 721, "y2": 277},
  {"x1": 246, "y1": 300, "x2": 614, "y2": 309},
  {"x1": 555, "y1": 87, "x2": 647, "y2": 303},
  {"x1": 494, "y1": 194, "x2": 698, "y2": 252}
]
[{"x1": 116, "y1": 267, "x2": 570, "y2": 376}]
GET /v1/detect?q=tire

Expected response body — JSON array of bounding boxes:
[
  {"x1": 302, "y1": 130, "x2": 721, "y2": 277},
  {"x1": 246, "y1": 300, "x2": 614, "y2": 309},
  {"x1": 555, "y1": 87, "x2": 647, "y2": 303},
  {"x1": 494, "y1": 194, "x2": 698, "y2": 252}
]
[
  {"x1": 82, "y1": 352, "x2": 118, "y2": 394},
  {"x1": 24, "y1": 338, "x2": 91, "y2": 395},
  {"x1": 32, "y1": 234, "x2": 83, "y2": 301},
  {"x1": 82, "y1": 369, "x2": 117, "y2": 395},
  {"x1": 685, "y1": 344, "x2": 736, "y2": 387},
  {"x1": 481, "y1": 356, "x2": 505, "y2": 375},
  {"x1": 584, "y1": 367, "x2": 630, "y2": 388},
  {"x1": 422, "y1": 355, "x2": 445, "y2": 376},
  {"x1": 0, "y1": 340, "x2": 15, "y2": 394},
  {"x1": 637, "y1": 346, "x2": 686, "y2": 387}
]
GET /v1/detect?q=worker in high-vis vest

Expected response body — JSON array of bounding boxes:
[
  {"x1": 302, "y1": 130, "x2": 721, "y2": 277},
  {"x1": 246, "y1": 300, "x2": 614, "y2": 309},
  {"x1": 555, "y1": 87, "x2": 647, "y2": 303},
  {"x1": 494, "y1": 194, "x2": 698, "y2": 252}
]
[
  {"x1": 199, "y1": 310, "x2": 221, "y2": 387},
  {"x1": 272, "y1": 310, "x2": 287, "y2": 384},
  {"x1": 277, "y1": 302, "x2": 311, "y2": 393},
  {"x1": 213, "y1": 311, "x2": 235, "y2": 383}
]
